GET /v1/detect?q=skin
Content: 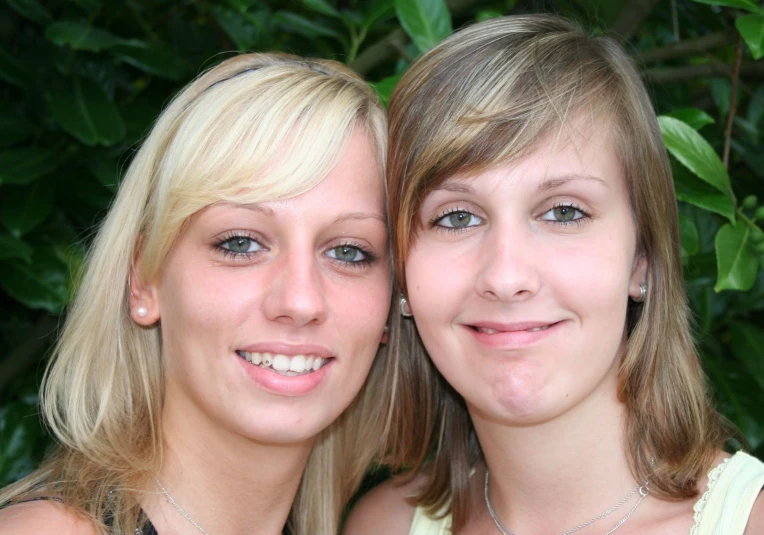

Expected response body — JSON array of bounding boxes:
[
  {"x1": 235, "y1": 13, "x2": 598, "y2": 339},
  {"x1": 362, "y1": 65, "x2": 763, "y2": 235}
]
[
  {"x1": 0, "y1": 129, "x2": 391, "y2": 535},
  {"x1": 345, "y1": 122, "x2": 763, "y2": 534}
]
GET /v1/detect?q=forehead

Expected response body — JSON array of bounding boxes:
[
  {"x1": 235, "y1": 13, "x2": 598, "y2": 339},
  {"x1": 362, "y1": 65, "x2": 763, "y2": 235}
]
[{"x1": 440, "y1": 119, "x2": 623, "y2": 193}]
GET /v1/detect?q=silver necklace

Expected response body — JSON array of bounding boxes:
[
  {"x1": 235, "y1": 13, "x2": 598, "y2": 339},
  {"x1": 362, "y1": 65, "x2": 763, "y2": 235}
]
[
  {"x1": 484, "y1": 471, "x2": 649, "y2": 535},
  {"x1": 155, "y1": 478, "x2": 211, "y2": 535}
]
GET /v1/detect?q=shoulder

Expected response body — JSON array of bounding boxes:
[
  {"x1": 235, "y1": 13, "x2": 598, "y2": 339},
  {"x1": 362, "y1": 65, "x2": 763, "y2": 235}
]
[
  {"x1": 0, "y1": 500, "x2": 99, "y2": 535},
  {"x1": 343, "y1": 474, "x2": 426, "y2": 535},
  {"x1": 744, "y1": 491, "x2": 764, "y2": 535}
]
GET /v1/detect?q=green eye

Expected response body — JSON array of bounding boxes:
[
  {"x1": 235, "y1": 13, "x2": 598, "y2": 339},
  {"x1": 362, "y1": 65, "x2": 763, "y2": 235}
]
[
  {"x1": 540, "y1": 205, "x2": 587, "y2": 224},
  {"x1": 436, "y1": 211, "x2": 483, "y2": 229},
  {"x1": 553, "y1": 206, "x2": 577, "y2": 222},
  {"x1": 219, "y1": 236, "x2": 261, "y2": 254},
  {"x1": 328, "y1": 245, "x2": 367, "y2": 263}
]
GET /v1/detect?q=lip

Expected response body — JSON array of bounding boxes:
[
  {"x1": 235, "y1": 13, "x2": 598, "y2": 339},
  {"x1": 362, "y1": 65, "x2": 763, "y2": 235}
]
[
  {"x1": 235, "y1": 342, "x2": 335, "y2": 396},
  {"x1": 463, "y1": 320, "x2": 564, "y2": 349}
]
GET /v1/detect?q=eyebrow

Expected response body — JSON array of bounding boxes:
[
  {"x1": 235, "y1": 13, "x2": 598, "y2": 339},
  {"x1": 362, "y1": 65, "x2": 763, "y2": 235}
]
[
  {"x1": 333, "y1": 212, "x2": 386, "y2": 224},
  {"x1": 537, "y1": 174, "x2": 609, "y2": 192},
  {"x1": 433, "y1": 182, "x2": 476, "y2": 194},
  {"x1": 238, "y1": 204, "x2": 274, "y2": 217}
]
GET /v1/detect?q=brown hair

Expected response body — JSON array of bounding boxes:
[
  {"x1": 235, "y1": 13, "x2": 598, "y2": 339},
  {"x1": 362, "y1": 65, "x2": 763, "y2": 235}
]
[{"x1": 383, "y1": 14, "x2": 730, "y2": 531}]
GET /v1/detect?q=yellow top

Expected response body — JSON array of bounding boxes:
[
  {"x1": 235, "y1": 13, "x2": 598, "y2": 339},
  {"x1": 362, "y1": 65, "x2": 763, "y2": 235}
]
[{"x1": 409, "y1": 451, "x2": 764, "y2": 535}]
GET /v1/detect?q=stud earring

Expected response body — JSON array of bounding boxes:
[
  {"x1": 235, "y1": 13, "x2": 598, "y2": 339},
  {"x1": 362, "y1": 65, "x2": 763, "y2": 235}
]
[
  {"x1": 632, "y1": 283, "x2": 647, "y2": 303},
  {"x1": 400, "y1": 297, "x2": 413, "y2": 318},
  {"x1": 136, "y1": 306, "x2": 148, "y2": 318}
]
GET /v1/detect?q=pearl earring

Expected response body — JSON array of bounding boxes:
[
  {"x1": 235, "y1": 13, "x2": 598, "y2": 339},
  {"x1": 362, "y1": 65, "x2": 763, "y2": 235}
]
[{"x1": 136, "y1": 306, "x2": 148, "y2": 317}]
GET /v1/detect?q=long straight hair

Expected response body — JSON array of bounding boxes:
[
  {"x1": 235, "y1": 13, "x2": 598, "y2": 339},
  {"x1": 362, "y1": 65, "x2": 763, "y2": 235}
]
[
  {"x1": 0, "y1": 52, "x2": 388, "y2": 535},
  {"x1": 383, "y1": 15, "x2": 730, "y2": 531}
]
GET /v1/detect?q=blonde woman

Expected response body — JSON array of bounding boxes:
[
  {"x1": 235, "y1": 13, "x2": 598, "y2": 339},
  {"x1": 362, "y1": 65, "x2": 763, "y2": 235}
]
[
  {"x1": 346, "y1": 15, "x2": 764, "y2": 535},
  {"x1": 0, "y1": 53, "x2": 391, "y2": 534}
]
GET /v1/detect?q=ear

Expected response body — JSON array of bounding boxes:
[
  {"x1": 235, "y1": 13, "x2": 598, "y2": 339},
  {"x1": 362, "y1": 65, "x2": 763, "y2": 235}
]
[
  {"x1": 628, "y1": 251, "x2": 648, "y2": 301},
  {"x1": 128, "y1": 262, "x2": 160, "y2": 326}
]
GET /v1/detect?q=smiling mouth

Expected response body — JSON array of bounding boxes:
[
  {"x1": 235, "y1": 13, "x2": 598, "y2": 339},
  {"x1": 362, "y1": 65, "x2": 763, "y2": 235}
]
[
  {"x1": 236, "y1": 350, "x2": 329, "y2": 376},
  {"x1": 468, "y1": 322, "x2": 558, "y2": 334}
]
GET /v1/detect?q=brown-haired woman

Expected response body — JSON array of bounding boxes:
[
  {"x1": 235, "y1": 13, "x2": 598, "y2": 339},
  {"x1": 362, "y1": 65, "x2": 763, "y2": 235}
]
[{"x1": 345, "y1": 14, "x2": 764, "y2": 535}]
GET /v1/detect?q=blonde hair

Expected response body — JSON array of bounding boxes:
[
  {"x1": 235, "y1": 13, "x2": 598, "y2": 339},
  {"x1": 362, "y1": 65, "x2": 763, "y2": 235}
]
[
  {"x1": 0, "y1": 52, "x2": 388, "y2": 534},
  {"x1": 383, "y1": 14, "x2": 730, "y2": 530}
]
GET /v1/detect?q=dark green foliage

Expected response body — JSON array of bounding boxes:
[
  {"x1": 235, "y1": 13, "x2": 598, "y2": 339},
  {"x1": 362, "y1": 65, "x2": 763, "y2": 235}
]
[{"x1": 1, "y1": 0, "x2": 763, "y2": 490}]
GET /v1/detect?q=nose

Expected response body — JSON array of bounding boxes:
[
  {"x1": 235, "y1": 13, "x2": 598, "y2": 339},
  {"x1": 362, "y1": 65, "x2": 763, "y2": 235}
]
[
  {"x1": 262, "y1": 247, "x2": 327, "y2": 327},
  {"x1": 474, "y1": 224, "x2": 541, "y2": 302}
]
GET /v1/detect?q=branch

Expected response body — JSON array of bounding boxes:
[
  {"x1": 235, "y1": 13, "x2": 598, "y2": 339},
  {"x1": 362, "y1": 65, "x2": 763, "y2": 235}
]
[
  {"x1": 350, "y1": 0, "x2": 484, "y2": 75},
  {"x1": 611, "y1": 0, "x2": 662, "y2": 42},
  {"x1": 643, "y1": 61, "x2": 764, "y2": 84},
  {"x1": 0, "y1": 315, "x2": 58, "y2": 392},
  {"x1": 636, "y1": 31, "x2": 737, "y2": 65}
]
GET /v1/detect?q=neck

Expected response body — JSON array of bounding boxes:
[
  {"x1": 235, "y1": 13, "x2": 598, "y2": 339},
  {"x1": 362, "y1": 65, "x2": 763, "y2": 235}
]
[
  {"x1": 142, "y1": 393, "x2": 314, "y2": 535},
  {"x1": 472, "y1": 379, "x2": 640, "y2": 534}
]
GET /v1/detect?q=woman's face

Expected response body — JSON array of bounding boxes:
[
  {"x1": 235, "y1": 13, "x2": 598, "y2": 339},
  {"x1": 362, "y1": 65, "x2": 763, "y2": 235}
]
[
  {"x1": 405, "y1": 124, "x2": 646, "y2": 426},
  {"x1": 136, "y1": 129, "x2": 391, "y2": 445}
]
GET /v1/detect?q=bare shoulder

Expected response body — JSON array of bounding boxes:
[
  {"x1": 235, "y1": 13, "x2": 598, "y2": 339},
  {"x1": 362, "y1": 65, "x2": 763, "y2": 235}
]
[
  {"x1": 744, "y1": 491, "x2": 764, "y2": 535},
  {"x1": 0, "y1": 500, "x2": 98, "y2": 535},
  {"x1": 343, "y1": 474, "x2": 426, "y2": 535}
]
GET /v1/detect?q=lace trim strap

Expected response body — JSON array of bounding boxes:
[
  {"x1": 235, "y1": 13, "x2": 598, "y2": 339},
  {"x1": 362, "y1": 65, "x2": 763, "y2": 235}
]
[{"x1": 689, "y1": 456, "x2": 732, "y2": 535}]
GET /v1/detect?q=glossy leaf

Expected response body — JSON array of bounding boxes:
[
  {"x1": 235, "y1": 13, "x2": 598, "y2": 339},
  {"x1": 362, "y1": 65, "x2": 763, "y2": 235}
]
[
  {"x1": 715, "y1": 223, "x2": 759, "y2": 292},
  {"x1": 0, "y1": 249, "x2": 70, "y2": 313},
  {"x1": 0, "y1": 234, "x2": 33, "y2": 262},
  {"x1": 363, "y1": 0, "x2": 395, "y2": 30},
  {"x1": 1, "y1": 183, "x2": 56, "y2": 237},
  {"x1": 736, "y1": 14, "x2": 764, "y2": 60},
  {"x1": 395, "y1": 0, "x2": 451, "y2": 53},
  {"x1": 212, "y1": 5, "x2": 260, "y2": 50},
  {"x1": 691, "y1": 0, "x2": 763, "y2": 13},
  {"x1": 272, "y1": 12, "x2": 342, "y2": 39},
  {"x1": 658, "y1": 116, "x2": 734, "y2": 198},
  {"x1": 729, "y1": 322, "x2": 764, "y2": 389},
  {"x1": 301, "y1": 0, "x2": 342, "y2": 18},
  {"x1": 5, "y1": 0, "x2": 52, "y2": 24},
  {"x1": 674, "y1": 167, "x2": 736, "y2": 223},
  {"x1": 680, "y1": 213, "x2": 700, "y2": 259},
  {"x1": 111, "y1": 40, "x2": 186, "y2": 80},
  {"x1": 49, "y1": 76, "x2": 125, "y2": 147},
  {"x1": 666, "y1": 108, "x2": 715, "y2": 130},
  {"x1": 45, "y1": 21, "x2": 119, "y2": 52},
  {"x1": 0, "y1": 148, "x2": 67, "y2": 186},
  {"x1": 85, "y1": 152, "x2": 120, "y2": 190}
]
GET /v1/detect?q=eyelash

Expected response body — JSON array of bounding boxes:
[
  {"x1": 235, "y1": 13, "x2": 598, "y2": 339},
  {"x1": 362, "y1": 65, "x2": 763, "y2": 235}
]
[
  {"x1": 542, "y1": 203, "x2": 591, "y2": 227},
  {"x1": 427, "y1": 203, "x2": 591, "y2": 232},
  {"x1": 214, "y1": 231, "x2": 264, "y2": 260},
  {"x1": 213, "y1": 233, "x2": 377, "y2": 268},
  {"x1": 429, "y1": 207, "x2": 481, "y2": 233}
]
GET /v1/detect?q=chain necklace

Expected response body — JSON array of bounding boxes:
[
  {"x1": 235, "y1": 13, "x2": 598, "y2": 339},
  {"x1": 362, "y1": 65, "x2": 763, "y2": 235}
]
[
  {"x1": 155, "y1": 478, "x2": 211, "y2": 535},
  {"x1": 483, "y1": 471, "x2": 649, "y2": 535}
]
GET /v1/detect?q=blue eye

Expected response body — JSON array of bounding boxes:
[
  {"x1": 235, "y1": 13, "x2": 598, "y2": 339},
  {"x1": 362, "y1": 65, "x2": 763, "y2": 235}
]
[
  {"x1": 326, "y1": 244, "x2": 370, "y2": 264},
  {"x1": 435, "y1": 210, "x2": 483, "y2": 229},
  {"x1": 217, "y1": 236, "x2": 263, "y2": 255},
  {"x1": 540, "y1": 205, "x2": 588, "y2": 224}
]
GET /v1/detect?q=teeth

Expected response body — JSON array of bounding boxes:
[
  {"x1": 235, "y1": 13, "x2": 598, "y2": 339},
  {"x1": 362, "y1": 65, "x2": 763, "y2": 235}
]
[
  {"x1": 478, "y1": 328, "x2": 499, "y2": 334},
  {"x1": 237, "y1": 351, "x2": 325, "y2": 375},
  {"x1": 289, "y1": 355, "x2": 306, "y2": 373},
  {"x1": 528, "y1": 325, "x2": 550, "y2": 332}
]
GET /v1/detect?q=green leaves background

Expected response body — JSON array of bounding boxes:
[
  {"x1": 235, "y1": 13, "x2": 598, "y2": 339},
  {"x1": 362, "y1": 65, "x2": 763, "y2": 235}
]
[{"x1": 1, "y1": 0, "x2": 763, "y2": 487}]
